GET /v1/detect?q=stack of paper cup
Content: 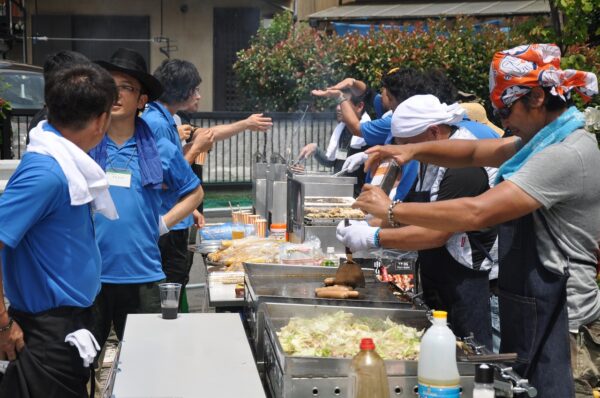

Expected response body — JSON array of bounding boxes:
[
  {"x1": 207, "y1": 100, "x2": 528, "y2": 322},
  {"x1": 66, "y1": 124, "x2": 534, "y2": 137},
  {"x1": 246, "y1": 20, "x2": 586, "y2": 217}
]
[
  {"x1": 255, "y1": 219, "x2": 267, "y2": 237},
  {"x1": 195, "y1": 151, "x2": 208, "y2": 166}
]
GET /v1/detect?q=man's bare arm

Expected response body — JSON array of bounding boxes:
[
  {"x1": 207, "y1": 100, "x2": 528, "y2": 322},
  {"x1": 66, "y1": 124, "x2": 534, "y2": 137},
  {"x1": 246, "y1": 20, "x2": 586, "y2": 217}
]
[
  {"x1": 381, "y1": 181, "x2": 541, "y2": 232},
  {"x1": 379, "y1": 225, "x2": 453, "y2": 251},
  {"x1": 0, "y1": 242, "x2": 25, "y2": 360},
  {"x1": 163, "y1": 185, "x2": 204, "y2": 228},
  {"x1": 365, "y1": 137, "x2": 520, "y2": 175}
]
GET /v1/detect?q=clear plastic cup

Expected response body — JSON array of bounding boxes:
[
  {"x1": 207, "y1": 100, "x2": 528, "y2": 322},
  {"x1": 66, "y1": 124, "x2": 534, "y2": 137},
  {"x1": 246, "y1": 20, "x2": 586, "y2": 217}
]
[{"x1": 158, "y1": 283, "x2": 181, "y2": 320}]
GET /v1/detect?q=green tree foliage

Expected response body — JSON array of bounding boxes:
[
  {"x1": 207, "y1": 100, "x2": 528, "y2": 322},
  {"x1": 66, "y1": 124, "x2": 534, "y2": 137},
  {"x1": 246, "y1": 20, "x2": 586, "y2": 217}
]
[{"x1": 234, "y1": 12, "x2": 599, "y2": 112}]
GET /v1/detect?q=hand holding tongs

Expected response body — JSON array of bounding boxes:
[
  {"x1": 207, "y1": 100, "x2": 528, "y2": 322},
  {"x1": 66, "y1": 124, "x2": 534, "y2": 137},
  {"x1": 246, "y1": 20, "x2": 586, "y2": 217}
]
[{"x1": 332, "y1": 167, "x2": 348, "y2": 177}]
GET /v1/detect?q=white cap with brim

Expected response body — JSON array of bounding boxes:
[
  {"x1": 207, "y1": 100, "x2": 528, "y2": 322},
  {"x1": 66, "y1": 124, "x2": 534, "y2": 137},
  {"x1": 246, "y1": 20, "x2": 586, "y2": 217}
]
[{"x1": 392, "y1": 94, "x2": 466, "y2": 138}]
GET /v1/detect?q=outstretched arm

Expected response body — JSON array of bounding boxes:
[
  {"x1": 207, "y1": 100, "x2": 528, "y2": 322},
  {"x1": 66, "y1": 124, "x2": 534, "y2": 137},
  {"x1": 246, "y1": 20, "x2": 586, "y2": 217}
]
[
  {"x1": 364, "y1": 137, "x2": 521, "y2": 175},
  {"x1": 353, "y1": 181, "x2": 540, "y2": 233},
  {"x1": 209, "y1": 114, "x2": 273, "y2": 142}
]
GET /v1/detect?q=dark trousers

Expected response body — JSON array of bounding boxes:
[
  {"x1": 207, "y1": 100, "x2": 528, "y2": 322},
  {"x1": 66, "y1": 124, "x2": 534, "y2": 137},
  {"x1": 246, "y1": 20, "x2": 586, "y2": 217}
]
[
  {"x1": 92, "y1": 281, "x2": 162, "y2": 347},
  {"x1": 498, "y1": 214, "x2": 574, "y2": 397},
  {"x1": 0, "y1": 306, "x2": 94, "y2": 398},
  {"x1": 159, "y1": 228, "x2": 192, "y2": 287},
  {"x1": 419, "y1": 247, "x2": 493, "y2": 349}
]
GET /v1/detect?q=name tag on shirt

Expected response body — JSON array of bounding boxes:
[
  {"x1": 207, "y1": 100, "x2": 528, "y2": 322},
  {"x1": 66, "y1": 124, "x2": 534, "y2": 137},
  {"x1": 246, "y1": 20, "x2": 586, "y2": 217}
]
[
  {"x1": 106, "y1": 169, "x2": 132, "y2": 188},
  {"x1": 336, "y1": 148, "x2": 348, "y2": 161}
]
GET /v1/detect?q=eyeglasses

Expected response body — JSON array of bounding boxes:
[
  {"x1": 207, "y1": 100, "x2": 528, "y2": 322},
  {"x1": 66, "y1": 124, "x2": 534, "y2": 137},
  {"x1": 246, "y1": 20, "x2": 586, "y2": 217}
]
[
  {"x1": 494, "y1": 92, "x2": 532, "y2": 120},
  {"x1": 493, "y1": 103, "x2": 514, "y2": 120},
  {"x1": 116, "y1": 84, "x2": 141, "y2": 94}
]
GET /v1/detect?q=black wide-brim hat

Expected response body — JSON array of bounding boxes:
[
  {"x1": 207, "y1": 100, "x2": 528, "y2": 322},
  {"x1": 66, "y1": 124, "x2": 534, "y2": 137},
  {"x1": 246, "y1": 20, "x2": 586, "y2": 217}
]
[{"x1": 96, "y1": 48, "x2": 163, "y2": 102}]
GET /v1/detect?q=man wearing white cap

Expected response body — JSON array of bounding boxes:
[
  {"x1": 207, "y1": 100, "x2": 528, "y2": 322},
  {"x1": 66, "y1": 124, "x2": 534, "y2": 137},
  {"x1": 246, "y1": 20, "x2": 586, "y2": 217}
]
[{"x1": 337, "y1": 94, "x2": 499, "y2": 349}]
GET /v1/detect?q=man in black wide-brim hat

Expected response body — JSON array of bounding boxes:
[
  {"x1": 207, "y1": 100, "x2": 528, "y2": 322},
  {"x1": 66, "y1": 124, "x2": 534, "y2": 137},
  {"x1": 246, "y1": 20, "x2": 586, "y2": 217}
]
[{"x1": 90, "y1": 48, "x2": 207, "y2": 348}]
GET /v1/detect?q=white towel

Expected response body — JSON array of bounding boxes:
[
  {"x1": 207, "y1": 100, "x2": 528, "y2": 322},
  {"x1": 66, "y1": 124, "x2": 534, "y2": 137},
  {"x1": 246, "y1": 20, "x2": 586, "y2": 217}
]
[
  {"x1": 392, "y1": 94, "x2": 465, "y2": 138},
  {"x1": 27, "y1": 121, "x2": 119, "y2": 220},
  {"x1": 325, "y1": 112, "x2": 371, "y2": 161},
  {"x1": 64, "y1": 329, "x2": 101, "y2": 368}
]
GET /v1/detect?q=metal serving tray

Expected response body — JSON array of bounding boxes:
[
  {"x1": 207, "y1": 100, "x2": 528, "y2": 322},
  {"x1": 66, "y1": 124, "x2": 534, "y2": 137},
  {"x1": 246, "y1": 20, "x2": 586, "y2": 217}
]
[
  {"x1": 243, "y1": 263, "x2": 413, "y2": 369},
  {"x1": 303, "y1": 196, "x2": 355, "y2": 207},
  {"x1": 262, "y1": 302, "x2": 476, "y2": 398},
  {"x1": 303, "y1": 216, "x2": 365, "y2": 226}
]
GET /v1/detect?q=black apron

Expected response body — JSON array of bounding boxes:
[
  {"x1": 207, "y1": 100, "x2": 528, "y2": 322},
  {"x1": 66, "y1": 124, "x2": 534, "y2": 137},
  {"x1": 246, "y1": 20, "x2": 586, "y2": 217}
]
[
  {"x1": 497, "y1": 213, "x2": 574, "y2": 397},
  {"x1": 333, "y1": 127, "x2": 368, "y2": 197},
  {"x1": 405, "y1": 186, "x2": 493, "y2": 349},
  {"x1": 0, "y1": 306, "x2": 94, "y2": 398}
]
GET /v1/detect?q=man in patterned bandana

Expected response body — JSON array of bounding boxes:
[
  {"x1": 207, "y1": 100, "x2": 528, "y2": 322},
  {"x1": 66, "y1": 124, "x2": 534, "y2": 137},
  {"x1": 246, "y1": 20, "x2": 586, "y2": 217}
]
[{"x1": 354, "y1": 44, "x2": 599, "y2": 396}]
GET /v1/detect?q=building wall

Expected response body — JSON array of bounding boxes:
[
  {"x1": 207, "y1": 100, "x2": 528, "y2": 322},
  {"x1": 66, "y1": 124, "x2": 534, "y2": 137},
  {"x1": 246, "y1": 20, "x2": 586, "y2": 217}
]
[
  {"x1": 296, "y1": 0, "x2": 339, "y2": 20},
  {"x1": 22, "y1": 0, "x2": 288, "y2": 110}
]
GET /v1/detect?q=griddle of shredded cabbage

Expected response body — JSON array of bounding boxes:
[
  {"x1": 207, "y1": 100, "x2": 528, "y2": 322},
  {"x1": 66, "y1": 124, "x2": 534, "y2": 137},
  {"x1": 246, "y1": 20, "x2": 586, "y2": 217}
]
[{"x1": 277, "y1": 311, "x2": 422, "y2": 360}]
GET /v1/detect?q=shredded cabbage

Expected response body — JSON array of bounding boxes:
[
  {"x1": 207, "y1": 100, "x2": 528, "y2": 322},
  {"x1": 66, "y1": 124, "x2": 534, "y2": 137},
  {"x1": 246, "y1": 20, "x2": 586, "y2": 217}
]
[{"x1": 277, "y1": 311, "x2": 422, "y2": 360}]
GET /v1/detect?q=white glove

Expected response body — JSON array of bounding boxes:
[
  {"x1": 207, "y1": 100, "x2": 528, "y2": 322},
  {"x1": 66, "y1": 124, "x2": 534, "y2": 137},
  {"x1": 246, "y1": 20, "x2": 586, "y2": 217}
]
[
  {"x1": 159, "y1": 215, "x2": 169, "y2": 236},
  {"x1": 342, "y1": 152, "x2": 368, "y2": 173},
  {"x1": 336, "y1": 220, "x2": 380, "y2": 252},
  {"x1": 64, "y1": 329, "x2": 101, "y2": 368}
]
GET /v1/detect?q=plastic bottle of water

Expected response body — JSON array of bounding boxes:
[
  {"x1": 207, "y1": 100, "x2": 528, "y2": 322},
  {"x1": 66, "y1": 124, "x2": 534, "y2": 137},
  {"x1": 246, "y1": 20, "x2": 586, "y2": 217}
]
[
  {"x1": 348, "y1": 338, "x2": 390, "y2": 398},
  {"x1": 418, "y1": 310, "x2": 461, "y2": 398}
]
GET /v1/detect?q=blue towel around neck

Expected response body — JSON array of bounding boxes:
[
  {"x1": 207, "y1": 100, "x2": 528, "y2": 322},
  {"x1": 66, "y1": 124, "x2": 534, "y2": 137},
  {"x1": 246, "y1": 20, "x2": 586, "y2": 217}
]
[
  {"x1": 89, "y1": 117, "x2": 163, "y2": 189},
  {"x1": 496, "y1": 106, "x2": 585, "y2": 183}
]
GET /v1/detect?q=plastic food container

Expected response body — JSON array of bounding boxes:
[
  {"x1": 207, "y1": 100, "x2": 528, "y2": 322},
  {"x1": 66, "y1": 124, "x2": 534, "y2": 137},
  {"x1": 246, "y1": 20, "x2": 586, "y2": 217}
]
[{"x1": 270, "y1": 223, "x2": 287, "y2": 241}]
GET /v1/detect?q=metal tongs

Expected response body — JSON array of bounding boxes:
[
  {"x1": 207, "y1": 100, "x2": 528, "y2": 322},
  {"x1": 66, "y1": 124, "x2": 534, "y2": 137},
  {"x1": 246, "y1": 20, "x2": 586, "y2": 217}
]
[
  {"x1": 332, "y1": 168, "x2": 349, "y2": 177},
  {"x1": 385, "y1": 274, "x2": 429, "y2": 312}
]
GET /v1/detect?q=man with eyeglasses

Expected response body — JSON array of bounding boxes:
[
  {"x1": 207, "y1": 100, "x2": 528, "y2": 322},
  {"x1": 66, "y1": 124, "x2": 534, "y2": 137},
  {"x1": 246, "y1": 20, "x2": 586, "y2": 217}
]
[
  {"x1": 142, "y1": 59, "x2": 214, "y2": 301},
  {"x1": 90, "y1": 48, "x2": 206, "y2": 346},
  {"x1": 356, "y1": 44, "x2": 600, "y2": 396}
]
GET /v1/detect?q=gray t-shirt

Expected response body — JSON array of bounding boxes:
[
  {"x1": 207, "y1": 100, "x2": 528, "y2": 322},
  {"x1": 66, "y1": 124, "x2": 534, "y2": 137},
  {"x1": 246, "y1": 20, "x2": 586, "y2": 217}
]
[{"x1": 508, "y1": 129, "x2": 600, "y2": 331}]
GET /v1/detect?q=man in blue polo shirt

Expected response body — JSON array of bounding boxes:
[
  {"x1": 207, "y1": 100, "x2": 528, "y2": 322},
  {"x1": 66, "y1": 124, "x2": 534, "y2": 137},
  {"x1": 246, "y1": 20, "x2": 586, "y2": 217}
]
[
  {"x1": 142, "y1": 59, "x2": 214, "y2": 295},
  {"x1": 0, "y1": 64, "x2": 118, "y2": 397},
  {"x1": 90, "y1": 49, "x2": 205, "y2": 346}
]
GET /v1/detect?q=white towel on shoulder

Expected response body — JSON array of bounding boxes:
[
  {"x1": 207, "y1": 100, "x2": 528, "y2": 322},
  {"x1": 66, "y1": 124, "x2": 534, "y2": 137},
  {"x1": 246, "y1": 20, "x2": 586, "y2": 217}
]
[
  {"x1": 27, "y1": 121, "x2": 118, "y2": 220},
  {"x1": 325, "y1": 112, "x2": 371, "y2": 161}
]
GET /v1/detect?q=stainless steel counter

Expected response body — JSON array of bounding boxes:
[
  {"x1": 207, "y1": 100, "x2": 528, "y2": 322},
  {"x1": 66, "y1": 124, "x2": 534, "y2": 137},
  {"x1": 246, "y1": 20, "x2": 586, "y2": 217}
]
[{"x1": 111, "y1": 314, "x2": 265, "y2": 398}]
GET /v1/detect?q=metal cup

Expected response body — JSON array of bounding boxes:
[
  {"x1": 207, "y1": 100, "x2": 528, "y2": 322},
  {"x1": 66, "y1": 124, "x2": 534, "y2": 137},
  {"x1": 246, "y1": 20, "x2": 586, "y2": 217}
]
[{"x1": 158, "y1": 283, "x2": 181, "y2": 320}]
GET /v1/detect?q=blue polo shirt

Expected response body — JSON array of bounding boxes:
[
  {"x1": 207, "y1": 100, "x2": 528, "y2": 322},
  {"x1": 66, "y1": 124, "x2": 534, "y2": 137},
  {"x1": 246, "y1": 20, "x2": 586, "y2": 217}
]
[
  {"x1": 457, "y1": 119, "x2": 500, "y2": 139},
  {"x1": 142, "y1": 101, "x2": 194, "y2": 230},
  {"x1": 0, "y1": 127, "x2": 101, "y2": 313},
  {"x1": 360, "y1": 113, "x2": 392, "y2": 146},
  {"x1": 95, "y1": 134, "x2": 200, "y2": 283}
]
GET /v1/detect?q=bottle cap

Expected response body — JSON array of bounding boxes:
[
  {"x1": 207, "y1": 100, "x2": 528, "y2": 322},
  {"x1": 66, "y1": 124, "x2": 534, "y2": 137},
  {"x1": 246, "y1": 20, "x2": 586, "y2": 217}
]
[
  {"x1": 475, "y1": 364, "x2": 494, "y2": 384},
  {"x1": 271, "y1": 223, "x2": 287, "y2": 229},
  {"x1": 327, "y1": 247, "x2": 335, "y2": 254},
  {"x1": 360, "y1": 338, "x2": 376, "y2": 351},
  {"x1": 432, "y1": 310, "x2": 447, "y2": 319}
]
